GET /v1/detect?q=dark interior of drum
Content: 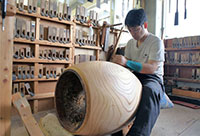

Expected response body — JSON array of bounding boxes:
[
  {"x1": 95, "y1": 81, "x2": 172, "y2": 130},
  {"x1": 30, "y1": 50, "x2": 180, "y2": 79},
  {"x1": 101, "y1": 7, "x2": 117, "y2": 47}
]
[{"x1": 55, "y1": 70, "x2": 86, "y2": 132}]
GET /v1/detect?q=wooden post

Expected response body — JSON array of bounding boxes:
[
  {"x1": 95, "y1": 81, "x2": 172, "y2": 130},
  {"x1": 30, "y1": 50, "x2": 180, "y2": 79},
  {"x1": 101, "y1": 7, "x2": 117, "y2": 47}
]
[
  {"x1": 96, "y1": 28, "x2": 101, "y2": 60},
  {"x1": 133, "y1": 0, "x2": 135, "y2": 8},
  {"x1": 0, "y1": 1, "x2": 15, "y2": 136},
  {"x1": 142, "y1": 0, "x2": 145, "y2": 9},
  {"x1": 71, "y1": 23, "x2": 76, "y2": 65},
  {"x1": 12, "y1": 92, "x2": 44, "y2": 136}
]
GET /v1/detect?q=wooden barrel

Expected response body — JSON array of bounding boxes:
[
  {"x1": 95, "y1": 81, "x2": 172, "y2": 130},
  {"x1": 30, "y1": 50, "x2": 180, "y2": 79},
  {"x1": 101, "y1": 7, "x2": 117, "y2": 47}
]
[{"x1": 55, "y1": 61, "x2": 142, "y2": 136}]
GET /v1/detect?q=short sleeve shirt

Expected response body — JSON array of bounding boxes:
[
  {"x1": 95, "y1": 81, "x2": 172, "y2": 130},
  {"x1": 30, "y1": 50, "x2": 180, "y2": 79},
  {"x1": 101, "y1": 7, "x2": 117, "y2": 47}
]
[{"x1": 124, "y1": 33, "x2": 165, "y2": 80}]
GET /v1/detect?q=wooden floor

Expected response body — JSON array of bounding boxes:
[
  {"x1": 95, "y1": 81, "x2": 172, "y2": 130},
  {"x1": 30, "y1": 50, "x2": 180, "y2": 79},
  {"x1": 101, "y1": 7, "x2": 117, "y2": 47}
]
[{"x1": 11, "y1": 104, "x2": 200, "y2": 136}]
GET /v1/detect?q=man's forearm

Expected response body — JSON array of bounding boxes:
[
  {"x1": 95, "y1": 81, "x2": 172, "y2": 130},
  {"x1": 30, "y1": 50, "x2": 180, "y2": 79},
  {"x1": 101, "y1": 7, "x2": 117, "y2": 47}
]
[
  {"x1": 140, "y1": 63, "x2": 158, "y2": 74},
  {"x1": 126, "y1": 60, "x2": 158, "y2": 74},
  {"x1": 126, "y1": 60, "x2": 143, "y2": 72}
]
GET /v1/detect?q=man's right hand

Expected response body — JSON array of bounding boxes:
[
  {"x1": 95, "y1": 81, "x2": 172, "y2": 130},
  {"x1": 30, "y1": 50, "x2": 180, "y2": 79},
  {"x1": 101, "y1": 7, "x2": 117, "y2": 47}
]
[{"x1": 112, "y1": 55, "x2": 127, "y2": 67}]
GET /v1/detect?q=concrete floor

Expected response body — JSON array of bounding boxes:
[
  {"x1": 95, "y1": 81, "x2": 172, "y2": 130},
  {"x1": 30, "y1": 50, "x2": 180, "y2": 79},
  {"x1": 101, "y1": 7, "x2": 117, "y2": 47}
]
[
  {"x1": 11, "y1": 104, "x2": 200, "y2": 136},
  {"x1": 151, "y1": 104, "x2": 200, "y2": 136}
]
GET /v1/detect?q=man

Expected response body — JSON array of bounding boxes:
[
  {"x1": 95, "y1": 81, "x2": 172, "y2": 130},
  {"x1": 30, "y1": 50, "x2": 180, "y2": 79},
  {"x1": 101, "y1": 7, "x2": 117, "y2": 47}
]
[{"x1": 112, "y1": 8, "x2": 165, "y2": 136}]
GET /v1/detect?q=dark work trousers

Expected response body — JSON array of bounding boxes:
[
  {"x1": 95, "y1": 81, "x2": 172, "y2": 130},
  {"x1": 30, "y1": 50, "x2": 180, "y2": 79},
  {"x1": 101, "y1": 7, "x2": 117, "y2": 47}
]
[{"x1": 112, "y1": 72, "x2": 164, "y2": 136}]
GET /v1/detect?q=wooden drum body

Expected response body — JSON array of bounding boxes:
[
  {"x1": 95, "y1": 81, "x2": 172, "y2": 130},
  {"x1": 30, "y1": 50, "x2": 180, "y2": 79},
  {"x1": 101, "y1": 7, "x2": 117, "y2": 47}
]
[{"x1": 55, "y1": 61, "x2": 142, "y2": 136}]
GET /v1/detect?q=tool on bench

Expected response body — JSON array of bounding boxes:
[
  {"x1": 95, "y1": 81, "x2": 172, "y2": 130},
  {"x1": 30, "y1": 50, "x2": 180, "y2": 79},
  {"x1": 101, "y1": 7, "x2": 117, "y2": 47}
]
[
  {"x1": 24, "y1": 83, "x2": 35, "y2": 97},
  {"x1": 1, "y1": 0, "x2": 7, "y2": 31}
]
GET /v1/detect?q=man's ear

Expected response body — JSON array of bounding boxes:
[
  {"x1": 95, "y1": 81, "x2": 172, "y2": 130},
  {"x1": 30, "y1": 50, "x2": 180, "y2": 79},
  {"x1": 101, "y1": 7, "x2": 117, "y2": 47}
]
[{"x1": 144, "y1": 22, "x2": 148, "y2": 29}]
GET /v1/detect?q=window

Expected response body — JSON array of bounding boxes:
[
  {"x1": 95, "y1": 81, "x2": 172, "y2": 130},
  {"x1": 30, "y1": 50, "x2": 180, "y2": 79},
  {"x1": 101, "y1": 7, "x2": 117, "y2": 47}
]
[{"x1": 164, "y1": 0, "x2": 200, "y2": 39}]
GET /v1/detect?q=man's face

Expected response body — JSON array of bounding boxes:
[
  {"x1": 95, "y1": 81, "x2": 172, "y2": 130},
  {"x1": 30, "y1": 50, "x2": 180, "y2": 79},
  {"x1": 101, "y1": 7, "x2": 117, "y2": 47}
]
[{"x1": 128, "y1": 25, "x2": 145, "y2": 40}]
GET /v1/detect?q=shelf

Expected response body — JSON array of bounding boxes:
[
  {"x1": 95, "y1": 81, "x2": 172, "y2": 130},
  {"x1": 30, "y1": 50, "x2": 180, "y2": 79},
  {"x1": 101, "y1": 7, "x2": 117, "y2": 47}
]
[
  {"x1": 13, "y1": 79, "x2": 36, "y2": 82},
  {"x1": 38, "y1": 59, "x2": 72, "y2": 64},
  {"x1": 165, "y1": 46, "x2": 200, "y2": 51},
  {"x1": 172, "y1": 88, "x2": 200, "y2": 99},
  {"x1": 16, "y1": 10, "x2": 74, "y2": 25},
  {"x1": 13, "y1": 58, "x2": 72, "y2": 64},
  {"x1": 16, "y1": 9, "x2": 38, "y2": 18},
  {"x1": 164, "y1": 77, "x2": 200, "y2": 83},
  {"x1": 13, "y1": 58, "x2": 37, "y2": 63},
  {"x1": 14, "y1": 38, "x2": 73, "y2": 48},
  {"x1": 165, "y1": 63, "x2": 200, "y2": 67},
  {"x1": 26, "y1": 92, "x2": 55, "y2": 100},
  {"x1": 14, "y1": 38, "x2": 37, "y2": 44},
  {"x1": 74, "y1": 44, "x2": 102, "y2": 50},
  {"x1": 39, "y1": 15, "x2": 74, "y2": 25},
  {"x1": 13, "y1": 77, "x2": 59, "y2": 82},
  {"x1": 37, "y1": 78, "x2": 59, "y2": 81},
  {"x1": 38, "y1": 40, "x2": 73, "y2": 48}
]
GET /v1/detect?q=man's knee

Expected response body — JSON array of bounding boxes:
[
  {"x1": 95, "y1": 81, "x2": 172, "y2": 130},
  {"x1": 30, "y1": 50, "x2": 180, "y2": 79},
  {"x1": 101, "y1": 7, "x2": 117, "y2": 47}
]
[
  {"x1": 140, "y1": 85, "x2": 161, "y2": 108},
  {"x1": 142, "y1": 82, "x2": 162, "y2": 99}
]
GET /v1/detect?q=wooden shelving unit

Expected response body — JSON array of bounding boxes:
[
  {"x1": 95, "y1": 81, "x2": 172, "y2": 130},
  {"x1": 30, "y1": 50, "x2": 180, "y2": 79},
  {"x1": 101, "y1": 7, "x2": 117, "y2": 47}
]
[
  {"x1": 11, "y1": 2, "x2": 122, "y2": 113},
  {"x1": 164, "y1": 37, "x2": 200, "y2": 100},
  {"x1": 13, "y1": 7, "x2": 75, "y2": 113},
  {"x1": 11, "y1": 3, "x2": 119, "y2": 113}
]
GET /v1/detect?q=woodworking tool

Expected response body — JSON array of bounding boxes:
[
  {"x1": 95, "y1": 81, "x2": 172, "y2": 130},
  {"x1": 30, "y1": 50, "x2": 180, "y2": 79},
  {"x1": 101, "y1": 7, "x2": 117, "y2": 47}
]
[{"x1": 1, "y1": 0, "x2": 7, "y2": 31}]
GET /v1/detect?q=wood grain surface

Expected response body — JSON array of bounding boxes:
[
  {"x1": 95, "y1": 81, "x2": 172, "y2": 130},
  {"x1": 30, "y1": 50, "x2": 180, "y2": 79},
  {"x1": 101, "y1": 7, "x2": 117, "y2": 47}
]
[
  {"x1": 0, "y1": 1, "x2": 15, "y2": 135},
  {"x1": 12, "y1": 93, "x2": 44, "y2": 136},
  {"x1": 55, "y1": 61, "x2": 142, "y2": 136}
]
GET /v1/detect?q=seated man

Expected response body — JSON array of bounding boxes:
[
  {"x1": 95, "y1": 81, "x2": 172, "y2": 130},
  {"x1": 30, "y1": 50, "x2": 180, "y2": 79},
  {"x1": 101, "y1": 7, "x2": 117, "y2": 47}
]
[{"x1": 112, "y1": 8, "x2": 165, "y2": 136}]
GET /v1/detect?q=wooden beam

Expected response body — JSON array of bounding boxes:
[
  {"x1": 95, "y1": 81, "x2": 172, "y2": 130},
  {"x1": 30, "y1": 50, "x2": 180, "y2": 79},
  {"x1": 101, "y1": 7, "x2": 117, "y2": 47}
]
[
  {"x1": 12, "y1": 93, "x2": 44, "y2": 136},
  {"x1": 26, "y1": 92, "x2": 55, "y2": 100},
  {"x1": 133, "y1": 0, "x2": 135, "y2": 8},
  {"x1": 0, "y1": 1, "x2": 15, "y2": 135},
  {"x1": 106, "y1": 26, "x2": 124, "y2": 61},
  {"x1": 173, "y1": 88, "x2": 200, "y2": 99},
  {"x1": 111, "y1": 26, "x2": 124, "y2": 58}
]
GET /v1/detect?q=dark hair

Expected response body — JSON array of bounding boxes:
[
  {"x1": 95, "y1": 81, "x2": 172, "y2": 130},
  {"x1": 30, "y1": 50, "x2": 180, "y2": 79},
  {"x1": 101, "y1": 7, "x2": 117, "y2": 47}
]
[{"x1": 125, "y1": 8, "x2": 147, "y2": 27}]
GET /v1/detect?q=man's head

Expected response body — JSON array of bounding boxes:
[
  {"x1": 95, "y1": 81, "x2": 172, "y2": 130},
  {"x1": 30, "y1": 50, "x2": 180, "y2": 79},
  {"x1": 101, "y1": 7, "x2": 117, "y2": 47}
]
[{"x1": 125, "y1": 8, "x2": 148, "y2": 40}]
